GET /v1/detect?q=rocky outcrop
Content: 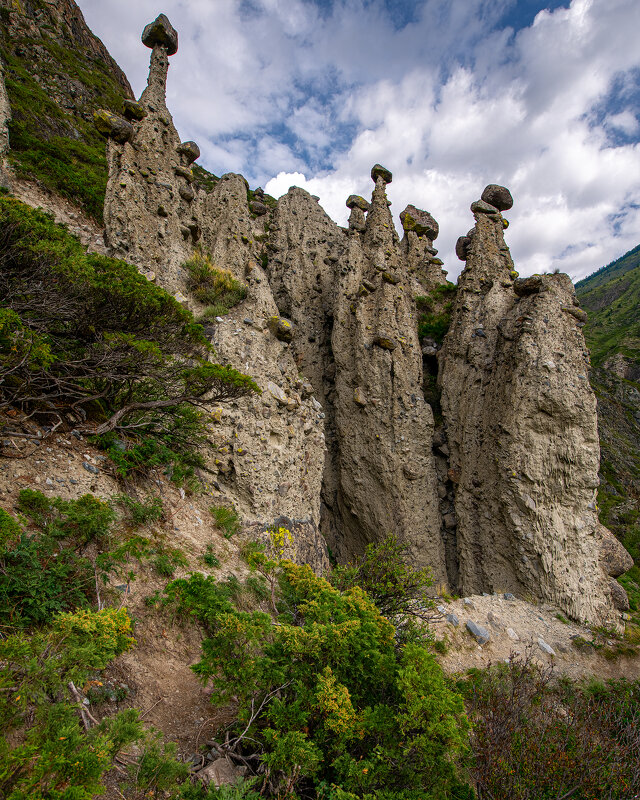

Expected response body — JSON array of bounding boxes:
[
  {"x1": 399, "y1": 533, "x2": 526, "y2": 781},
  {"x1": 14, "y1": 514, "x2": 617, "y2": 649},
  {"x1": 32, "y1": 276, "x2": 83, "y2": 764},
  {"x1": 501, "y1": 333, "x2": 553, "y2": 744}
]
[
  {"x1": 0, "y1": 58, "x2": 10, "y2": 188},
  {"x1": 92, "y1": 15, "x2": 628, "y2": 622},
  {"x1": 438, "y1": 193, "x2": 619, "y2": 624}
]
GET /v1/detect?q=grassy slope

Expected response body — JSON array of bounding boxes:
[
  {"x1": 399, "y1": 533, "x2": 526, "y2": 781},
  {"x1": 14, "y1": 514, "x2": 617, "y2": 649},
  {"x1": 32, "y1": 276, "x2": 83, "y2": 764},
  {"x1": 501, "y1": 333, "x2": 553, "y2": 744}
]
[{"x1": 578, "y1": 246, "x2": 640, "y2": 617}]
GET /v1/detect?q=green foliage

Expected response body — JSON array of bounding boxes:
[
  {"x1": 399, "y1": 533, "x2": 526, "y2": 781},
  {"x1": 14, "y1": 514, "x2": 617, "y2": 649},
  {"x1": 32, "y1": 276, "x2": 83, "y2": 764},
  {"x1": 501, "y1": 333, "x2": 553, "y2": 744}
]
[
  {"x1": 0, "y1": 196, "x2": 259, "y2": 481},
  {"x1": 192, "y1": 164, "x2": 220, "y2": 194},
  {"x1": 330, "y1": 534, "x2": 437, "y2": 644},
  {"x1": 180, "y1": 560, "x2": 471, "y2": 799},
  {"x1": 0, "y1": 608, "x2": 139, "y2": 799},
  {"x1": 116, "y1": 492, "x2": 165, "y2": 526},
  {"x1": 18, "y1": 488, "x2": 115, "y2": 543},
  {"x1": 201, "y1": 545, "x2": 221, "y2": 569},
  {"x1": 211, "y1": 504, "x2": 242, "y2": 538},
  {"x1": 1, "y1": 27, "x2": 128, "y2": 220},
  {"x1": 152, "y1": 546, "x2": 188, "y2": 578},
  {"x1": 130, "y1": 734, "x2": 190, "y2": 795},
  {"x1": 185, "y1": 249, "x2": 248, "y2": 312},
  {"x1": 463, "y1": 654, "x2": 640, "y2": 799},
  {"x1": 415, "y1": 283, "x2": 457, "y2": 344}
]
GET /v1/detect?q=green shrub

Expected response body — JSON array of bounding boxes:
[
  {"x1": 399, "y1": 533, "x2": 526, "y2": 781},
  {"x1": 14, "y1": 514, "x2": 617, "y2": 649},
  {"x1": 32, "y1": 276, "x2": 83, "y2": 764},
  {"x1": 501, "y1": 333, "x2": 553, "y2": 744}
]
[
  {"x1": 201, "y1": 545, "x2": 221, "y2": 569},
  {"x1": 116, "y1": 492, "x2": 164, "y2": 526},
  {"x1": 0, "y1": 197, "x2": 259, "y2": 481},
  {"x1": 179, "y1": 561, "x2": 471, "y2": 799},
  {"x1": 18, "y1": 489, "x2": 115, "y2": 543},
  {"x1": 415, "y1": 283, "x2": 457, "y2": 344},
  {"x1": 185, "y1": 249, "x2": 248, "y2": 312},
  {"x1": 211, "y1": 504, "x2": 241, "y2": 538}
]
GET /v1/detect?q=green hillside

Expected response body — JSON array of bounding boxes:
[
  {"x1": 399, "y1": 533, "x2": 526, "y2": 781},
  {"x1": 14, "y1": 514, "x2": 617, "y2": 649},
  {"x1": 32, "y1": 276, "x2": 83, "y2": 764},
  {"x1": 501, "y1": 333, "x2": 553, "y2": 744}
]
[
  {"x1": 578, "y1": 245, "x2": 640, "y2": 616},
  {"x1": 576, "y1": 242, "x2": 640, "y2": 294},
  {"x1": 577, "y1": 246, "x2": 640, "y2": 369}
]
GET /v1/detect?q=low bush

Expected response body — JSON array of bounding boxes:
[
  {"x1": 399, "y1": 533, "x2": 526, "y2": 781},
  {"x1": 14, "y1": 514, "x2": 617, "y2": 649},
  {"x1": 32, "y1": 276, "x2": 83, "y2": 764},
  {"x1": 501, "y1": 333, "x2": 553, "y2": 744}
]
[
  {"x1": 415, "y1": 283, "x2": 457, "y2": 344},
  {"x1": 462, "y1": 654, "x2": 640, "y2": 799},
  {"x1": 169, "y1": 560, "x2": 472, "y2": 799},
  {"x1": 185, "y1": 249, "x2": 248, "y2": 312},
  {"x1": 211, "y1": 504, "x2": 241, "y2": 538}
]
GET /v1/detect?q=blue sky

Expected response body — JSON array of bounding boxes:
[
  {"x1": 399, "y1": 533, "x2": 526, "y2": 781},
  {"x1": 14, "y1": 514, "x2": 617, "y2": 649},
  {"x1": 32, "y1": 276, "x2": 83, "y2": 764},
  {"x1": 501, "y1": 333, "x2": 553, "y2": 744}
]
[{"x1": 77, "y1": 0, "x2": 640, "y2": 281}]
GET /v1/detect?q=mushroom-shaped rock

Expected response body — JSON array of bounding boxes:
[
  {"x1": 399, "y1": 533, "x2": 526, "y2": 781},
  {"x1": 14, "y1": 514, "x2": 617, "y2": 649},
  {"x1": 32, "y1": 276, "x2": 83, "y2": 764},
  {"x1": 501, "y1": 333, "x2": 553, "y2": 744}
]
[
  {"x1": 250, "y1": 200, "x2": 268, "y2": 216},
  {"x1": 176, "y1": 141, "x2": 200, "y2": 164},
  {"x1": 455, "y1": 235, "x2": 472, "y2": 261},
  {"x1": 93, "y1": 110, "x2": 133, "y2": 144},
  {"x1": 399, "y1": 204, "x2": 439, "y2": 239},
  {"x1": 513, "y1": 275, "x2": 543, "y2": 297},
  {"x1": 123, "y1": 99, "x2": 147, "y2": 121},
  {"x1": 268, "y1": 315, "x2": 293, "y2": 343},
  {"x1": 481, "y1": 184, "x2": 513, "y2": 212},
  {"x1": 142, "y1": 14, "x2": 178, "y2": 55},
  {"x1": 371, "y1": 164, "x2": 392, "y2": 184},
  {"x1": 346, "y1": 194, "x2": 370, "y2": 211}
]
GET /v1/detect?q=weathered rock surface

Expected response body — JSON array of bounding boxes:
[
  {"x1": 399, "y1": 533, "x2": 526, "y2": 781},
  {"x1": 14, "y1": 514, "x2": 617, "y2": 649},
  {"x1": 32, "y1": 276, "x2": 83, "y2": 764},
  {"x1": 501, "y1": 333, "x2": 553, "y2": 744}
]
[
  {"x1": 142, "y1": 14, "x2": 178, "y2": 55},
  {"x1": 438, "y1": 193, "x2": 621, "y2": 624},
  {"x1": 94, "y1": 16, "x2": 627, "y2": 623},
  {"x1": 0, "y1": 59, "x2": 10, "y2": 188}
]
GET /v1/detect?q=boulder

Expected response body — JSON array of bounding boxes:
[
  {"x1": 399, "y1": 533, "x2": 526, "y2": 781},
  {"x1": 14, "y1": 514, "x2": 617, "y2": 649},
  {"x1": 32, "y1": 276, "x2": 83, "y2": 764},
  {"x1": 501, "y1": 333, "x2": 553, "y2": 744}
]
[
  {"x1": 196, "y1": 757, "x2": 241, "y2": 788},
  {"x1": 455, "y1": 235, "x2": 471, "y2": 261},
  {"x1": 123, "y1": 99, "x2": 147, "y2": 121},
  {"x1": 371, "y1": 163, "x2": 392, "y2": 184},
  {"x1": 471, "y1": 199, "x2": 499, "y2": 215},
  {"x1": 481, "y1": 184, "x2": 513, "y2": 212},
  {"x1": 250, "y1": 200, "x2": 268, "y2": 216},
  {"x1": 466, "y1": 620, "x2": 490, "y2": 644},
  {"x1": 599, "y1": 524, "x2": 633, "y2": 577},
  {"x1": 142, "y1": 14, "x2": 178, "y2": 56},
  {"x1": 373, "y1": 334, "x2": 397, "y2": 351},
  {"x1": 177, "y1": 141, "x2": 200, "y2": 164},
  {"x1": 93, "y1": 110, "x2": 133, "y2": 144},
  {"x1": 268, "y1": 315, "x2": 294, "y2": 343},
  {"x1": 514, "y1": 275, "x2": 543, "y2": 297},
  {"x1": 609, "y1": 577, "x2": 630, "y2": 611},
  {"x1": 399, "y1": 204, "x2": 439, "y2": 239},
  {"x1": 346, "y1": 194, "x2": 370, "y2": 211}
]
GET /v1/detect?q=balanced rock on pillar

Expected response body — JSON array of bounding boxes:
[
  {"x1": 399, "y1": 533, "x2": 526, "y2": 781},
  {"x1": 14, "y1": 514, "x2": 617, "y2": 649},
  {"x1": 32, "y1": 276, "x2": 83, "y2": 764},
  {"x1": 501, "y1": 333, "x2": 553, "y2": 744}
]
[{"x1": 142, "y1": 14, "x2": 178, "y2": 55}]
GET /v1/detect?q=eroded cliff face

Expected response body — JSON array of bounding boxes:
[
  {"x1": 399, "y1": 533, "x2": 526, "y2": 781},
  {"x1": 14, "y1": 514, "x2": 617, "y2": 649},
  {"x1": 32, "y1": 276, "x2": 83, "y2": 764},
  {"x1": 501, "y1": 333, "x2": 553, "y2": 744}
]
[
  {"x1": 438, "y1": 200, "x2": 629, "y2": 622},
  {"x1": 90, "y1": 14, "x2": 628, "y2": 623}
]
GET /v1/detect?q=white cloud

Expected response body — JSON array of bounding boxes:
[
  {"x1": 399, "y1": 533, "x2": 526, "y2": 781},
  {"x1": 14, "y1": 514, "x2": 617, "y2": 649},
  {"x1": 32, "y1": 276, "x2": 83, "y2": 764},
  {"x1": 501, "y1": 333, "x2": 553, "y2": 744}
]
[{"x1": 76, "y1": 0, "x2": 640, "y2": 281}]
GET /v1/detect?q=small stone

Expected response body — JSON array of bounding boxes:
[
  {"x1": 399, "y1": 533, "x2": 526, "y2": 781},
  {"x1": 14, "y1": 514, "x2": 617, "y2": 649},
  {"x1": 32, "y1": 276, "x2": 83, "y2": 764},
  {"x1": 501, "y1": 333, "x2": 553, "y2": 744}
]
[
  {"x1": 173, "y1": 291, "x2": 188, "y2": 303},
  {"x1": 373, "y1": 334, "x2": 397, "y2": 351},
  {"x1": 446, "y1": 613, "x2": 460, "y2": 627},
  {"x1": 174, "y1": 165, "x2": 193, "y2": 182},
  {"x1": 45, "y1": 477, "x2": 54, "y2": 486},
  {"x1": 382, "y1": 271, "x2": 400, "y2": 284},
  {"x1": 503, "y1": 592, "x2": 516, "y2": 601},
  {"x1": 471, "y1": 199, "x2": 499, "y2": 214},
  {"x1": 371, "y1": 163, "x2": 392, "y2": 184},
  {"x1": 177, "y1": 141, "x2": 200, "y2": 164},
  {"x1": 157, "y1": 205, "x2": 168, "y2": 217},
  {"x1": 267, "y1": 316, "x2": 293, "y2": 343},
  {"x1": 93, "y1": 110, "x2": 133, "y2": 144},
  {"x1": 463, "y1": 598, "x2": 475, "y2": 609},
  {"x1": 142, "y1": 14, "x2": 178, "y2": 55},
  {"x1": 554, "y1": 641, "x2": 569, "y2": 654},
  {"x1": 353, "y1": 387, "x2": 367, "y2": 407},
  {"x1": 537, "y1": 637, "x2": 556, "y2": 657},
  {"x1": 346, "y1": 194, "x2": 370, "y2": 211},
  {"x1": 506, "y1": 627, "x2": 519, "y2": 641},
  {"x1": 196, "y1": 757, "x2": 241, "y2": 787},
  {"x1": 179, "y1": 185, "x2": 195, "y2": 202},
  {"x1": 267, "y1": 381, "x2": 289, "y2": 406},
  {"x1": 123, "y1": 99, "x2": 147, "y2": 121},
  {"x1": 82, "y1": 462, "x2": 99, "y2": 475},
  {"x1": 514, "y1": 276, "x2": 543, "y2": 297},
  {"x1": 443, "y1": 512, "x2": 457, "y2": 529},
  {"x1": 250, "y1": 200, "x2": 268, "y2": 216},
  {"x1": 481, "y1": 184, "x2": 514, "y2": 211},
  {"x1": 487, "y1": 611, "x2": 505, "y2": 631},
  {"x1": 399, "y1": 204, "x2": 439, "y2": 239},
  {"x1": 561, "y1": 306, "x2": 588, "y2": 323},
  {"x1": 466, "y1": 620, "x2": 491, "y2": 645}
]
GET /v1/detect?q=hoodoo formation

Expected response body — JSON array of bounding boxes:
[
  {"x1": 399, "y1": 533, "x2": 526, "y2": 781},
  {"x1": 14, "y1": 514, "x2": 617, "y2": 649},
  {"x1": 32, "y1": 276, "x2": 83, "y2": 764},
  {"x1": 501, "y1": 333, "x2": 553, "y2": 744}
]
[{"x1": 76, "y1": 13, "x2": 631, "y2": 625}]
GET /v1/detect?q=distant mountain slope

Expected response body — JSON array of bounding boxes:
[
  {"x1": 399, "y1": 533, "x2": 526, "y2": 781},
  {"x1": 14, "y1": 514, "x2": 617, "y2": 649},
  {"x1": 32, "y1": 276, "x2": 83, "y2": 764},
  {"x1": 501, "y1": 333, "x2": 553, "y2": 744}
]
[
  {"x1": 576, "y1": 242, "x2": 640, "y2": 294},
  {"x1": 578, "y1": 245, "x2": 640, "y2": 615},
  {"x1": 577, "y1": 244, "x2": 640, "y2": 372}
]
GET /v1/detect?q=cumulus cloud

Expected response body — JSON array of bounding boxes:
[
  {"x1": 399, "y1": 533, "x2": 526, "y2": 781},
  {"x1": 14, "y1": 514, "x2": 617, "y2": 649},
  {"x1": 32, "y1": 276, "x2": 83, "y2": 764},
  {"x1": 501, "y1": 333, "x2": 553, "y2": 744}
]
[{"x1": 77, "y1": 0, "x2": 640, "y2": 281}]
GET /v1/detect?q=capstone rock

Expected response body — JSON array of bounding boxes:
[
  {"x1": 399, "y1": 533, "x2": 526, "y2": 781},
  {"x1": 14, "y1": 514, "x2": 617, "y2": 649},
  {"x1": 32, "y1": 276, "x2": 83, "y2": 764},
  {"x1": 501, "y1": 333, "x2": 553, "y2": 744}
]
[
  {"x1": 481, "y1": 184, "x2": 513, "y2": 211},
  {"x1": 142, "y1": 14, "x2": 178, "y2": 55}
]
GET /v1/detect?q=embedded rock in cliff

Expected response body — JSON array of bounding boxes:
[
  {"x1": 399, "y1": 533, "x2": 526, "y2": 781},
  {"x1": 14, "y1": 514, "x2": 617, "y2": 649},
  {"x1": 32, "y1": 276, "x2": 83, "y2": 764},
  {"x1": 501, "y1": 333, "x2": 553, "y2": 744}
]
[{"x1": 438, "y1": 187, "x2": 623, "y2": 624}]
